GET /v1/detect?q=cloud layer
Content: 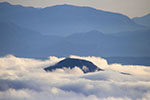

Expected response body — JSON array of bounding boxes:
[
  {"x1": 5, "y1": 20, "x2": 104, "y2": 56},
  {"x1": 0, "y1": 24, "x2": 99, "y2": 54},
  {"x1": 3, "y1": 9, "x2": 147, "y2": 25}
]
[{"x1": 0, "y1": 55, "x2": 150, "y2": 100}]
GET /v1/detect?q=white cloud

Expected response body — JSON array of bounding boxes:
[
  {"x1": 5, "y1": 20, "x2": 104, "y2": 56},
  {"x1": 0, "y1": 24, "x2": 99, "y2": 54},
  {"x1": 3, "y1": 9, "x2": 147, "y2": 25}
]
[
  {"x1": 70, "y1": 55, "x2": 150, "y2": 75},
  {"x1": 0, "y1": 55, "x2": 150, "y2": 100}
]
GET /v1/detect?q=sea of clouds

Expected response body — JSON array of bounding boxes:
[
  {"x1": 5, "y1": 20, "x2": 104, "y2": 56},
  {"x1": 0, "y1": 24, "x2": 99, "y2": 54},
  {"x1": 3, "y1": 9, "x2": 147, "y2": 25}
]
[{"x1": 0, "y1": 55, "x2": 150, "y2": 100}]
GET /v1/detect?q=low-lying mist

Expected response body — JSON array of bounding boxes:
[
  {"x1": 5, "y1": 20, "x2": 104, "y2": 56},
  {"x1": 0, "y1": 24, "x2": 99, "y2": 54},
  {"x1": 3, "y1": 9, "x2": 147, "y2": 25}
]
[{"x1": 0, "y1": 55, "x2": 150, "y2": 100}]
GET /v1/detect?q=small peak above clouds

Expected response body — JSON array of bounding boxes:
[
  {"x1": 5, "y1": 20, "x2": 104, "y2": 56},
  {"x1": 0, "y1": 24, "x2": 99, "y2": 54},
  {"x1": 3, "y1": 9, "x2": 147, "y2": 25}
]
[{"x1": 44, "y1": 58, "x2": 103, "y2": 73}]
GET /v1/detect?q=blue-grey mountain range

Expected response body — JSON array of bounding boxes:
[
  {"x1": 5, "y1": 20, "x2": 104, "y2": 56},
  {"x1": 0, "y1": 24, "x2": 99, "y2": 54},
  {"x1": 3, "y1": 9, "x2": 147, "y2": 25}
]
[
  {"x1": 0, "y1": 21, "x2": 149, "y2": 57},
  {"x1": 133, "y1": 14, "x2": 150, "y2": 27},
  {"x1": 0, "y1": 2, "x2": 150, "y2": 65},
  {"x1": 0, "y1": 2, "x2": 147, "y2": 36}
]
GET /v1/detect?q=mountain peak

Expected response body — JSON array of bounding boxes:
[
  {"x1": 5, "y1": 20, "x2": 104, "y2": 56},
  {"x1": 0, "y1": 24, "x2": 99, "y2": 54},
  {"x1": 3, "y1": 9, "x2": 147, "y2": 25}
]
[
  {"x1": 0, "y1": 2, "x2": 11, "y2": 6},
  {"x1": 44, "y1": 58, "x2": 103, "y2": 73},
  {"x1": 0, "y1": 2, "x2": 10, "y2": 5},
  {"x1": 44, "y1": 3, "x2": 96, "y2": 11},
  {"x1": 145, "y1": 13, "x2": 150, "y2": 17},
  {"x1": 133, "y1": 13, "x2": 150, "y2": 27},
  {"x1": 142, "y1": 13, "x2": 150, "y2": 17}
]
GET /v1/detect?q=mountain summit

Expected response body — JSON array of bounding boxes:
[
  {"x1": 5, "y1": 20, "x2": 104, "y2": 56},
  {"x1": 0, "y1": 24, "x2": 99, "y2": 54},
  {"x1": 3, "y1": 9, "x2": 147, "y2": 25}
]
[{"x1": 44, "y1": 58, "x2": 103, "y2": 73}]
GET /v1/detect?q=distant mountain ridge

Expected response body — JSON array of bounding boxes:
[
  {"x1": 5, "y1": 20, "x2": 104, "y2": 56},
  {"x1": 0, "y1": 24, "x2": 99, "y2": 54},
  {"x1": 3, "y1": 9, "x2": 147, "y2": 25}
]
[
  {"x1": 133, "y1": 14, "x2": 150, "y2": 27},
  {"x1": 0, "y1": 2, "x2": 147, "y2": 36},
  {"x1": 0, "y1": 21, "x2": 63, "y2": 57},
  {"x1": 0, "y1": 2, "x2": 150, "y2": 59},
  {"x1": 1, "y1": 20, "x2": 149, "y2": 58}
]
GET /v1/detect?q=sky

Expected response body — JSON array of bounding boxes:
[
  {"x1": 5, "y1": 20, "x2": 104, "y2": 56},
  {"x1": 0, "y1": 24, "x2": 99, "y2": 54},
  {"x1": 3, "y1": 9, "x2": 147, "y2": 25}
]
[{"x1": 0, "y1": 0, "x2": 150, "y2": 18}]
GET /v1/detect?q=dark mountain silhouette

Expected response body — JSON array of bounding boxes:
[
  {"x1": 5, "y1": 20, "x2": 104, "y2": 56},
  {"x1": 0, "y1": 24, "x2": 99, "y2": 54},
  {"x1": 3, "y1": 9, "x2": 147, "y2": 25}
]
[
  {"x1": 44, "y1": 58, "x2": 103, "y2": 73},
  {"x1": 0, "y1": 2, "x2": 146, "y2": 36},
  {"x1": 133, "y1": 14, "x2": 150, "y2": 27}
]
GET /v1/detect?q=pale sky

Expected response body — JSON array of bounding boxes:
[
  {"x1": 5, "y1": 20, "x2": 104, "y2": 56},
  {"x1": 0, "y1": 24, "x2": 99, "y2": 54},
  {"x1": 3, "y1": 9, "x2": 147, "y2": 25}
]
[{"x1": 0, "y1": 0, "x2": 150, "y2": 18}]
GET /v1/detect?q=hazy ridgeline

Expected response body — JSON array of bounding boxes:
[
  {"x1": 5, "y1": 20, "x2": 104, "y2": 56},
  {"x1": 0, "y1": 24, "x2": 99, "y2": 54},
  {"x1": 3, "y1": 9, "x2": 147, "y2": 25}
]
[{"x1": 0, "y1": 2, "x2": 150, "y2": 64}]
